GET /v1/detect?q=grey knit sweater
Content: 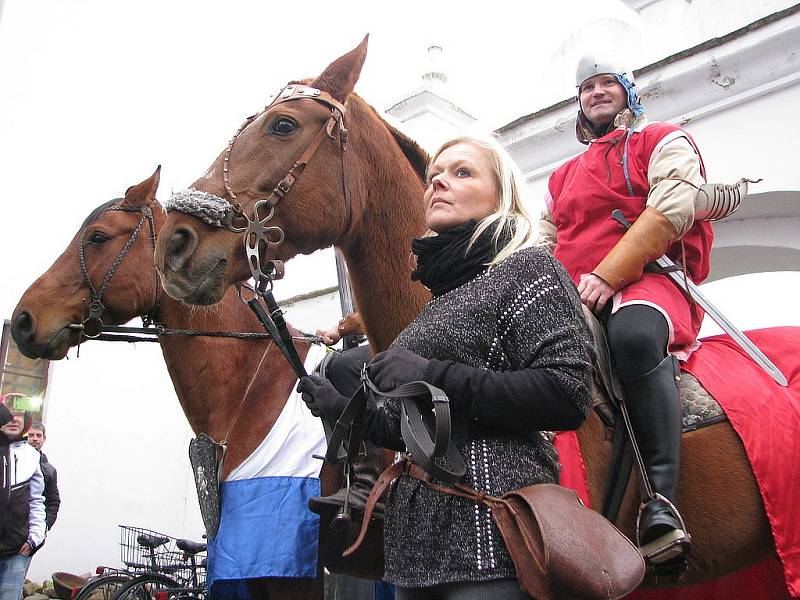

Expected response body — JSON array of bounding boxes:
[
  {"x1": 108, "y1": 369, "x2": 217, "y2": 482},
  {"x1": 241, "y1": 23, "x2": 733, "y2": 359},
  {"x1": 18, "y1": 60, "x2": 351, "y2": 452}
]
[{"x1": 383, "y1": 246, "x2": 593, "y2": 588}]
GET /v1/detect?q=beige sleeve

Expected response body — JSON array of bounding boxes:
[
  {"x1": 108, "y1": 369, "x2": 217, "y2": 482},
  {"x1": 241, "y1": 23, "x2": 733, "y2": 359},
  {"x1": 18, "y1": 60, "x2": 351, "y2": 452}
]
[
  {"x1": 538, "y1": 189, "x2": 557, "y2": 251},
  {"x1": 646, "y1": 134, "x2": 705, "y2": 238}
]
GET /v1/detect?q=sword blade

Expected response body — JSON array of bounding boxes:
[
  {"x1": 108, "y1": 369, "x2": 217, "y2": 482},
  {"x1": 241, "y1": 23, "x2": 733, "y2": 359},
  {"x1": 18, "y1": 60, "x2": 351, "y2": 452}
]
[
  {"x1": 654, "y1": 256, "x2": 788, "y2": 387},
  {"x1": 610, "y1": 209, "x2": 788, "y2": 387}
]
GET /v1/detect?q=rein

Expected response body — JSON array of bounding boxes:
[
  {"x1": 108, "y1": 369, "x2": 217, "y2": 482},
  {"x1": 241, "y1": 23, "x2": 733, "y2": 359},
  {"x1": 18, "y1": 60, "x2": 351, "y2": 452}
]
[
  {"x1": 326, "y1": 366, "x2": 467, "y2": 483},
  {"x1": 72, "y1": 204, "x2": 322, "y2": 345}
]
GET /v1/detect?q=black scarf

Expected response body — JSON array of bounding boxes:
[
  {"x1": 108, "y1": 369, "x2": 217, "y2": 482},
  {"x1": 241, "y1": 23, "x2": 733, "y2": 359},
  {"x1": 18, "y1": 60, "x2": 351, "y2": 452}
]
[{"x1": 411, "y1": 220, "x2": 511, "y2": 296}]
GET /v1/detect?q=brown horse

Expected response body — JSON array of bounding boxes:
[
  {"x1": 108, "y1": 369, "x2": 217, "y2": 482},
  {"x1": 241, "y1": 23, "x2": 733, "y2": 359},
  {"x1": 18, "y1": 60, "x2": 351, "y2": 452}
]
[
  {"x1": 153, "y1": 38, "x2": 778, "y2": 587},
  {"x1": 11, "y1": 169, "x2": 345, "y2": 600}
]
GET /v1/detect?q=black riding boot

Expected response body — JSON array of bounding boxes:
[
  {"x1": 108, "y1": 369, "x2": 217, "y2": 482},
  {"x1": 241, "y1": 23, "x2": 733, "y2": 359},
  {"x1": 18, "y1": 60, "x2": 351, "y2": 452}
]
[
  {"x1": 308, "y1": 441, "x2": 385, "y2": 518},
  {"x1": 622, "y1": 355, "x2": 691, "y2": 564}
]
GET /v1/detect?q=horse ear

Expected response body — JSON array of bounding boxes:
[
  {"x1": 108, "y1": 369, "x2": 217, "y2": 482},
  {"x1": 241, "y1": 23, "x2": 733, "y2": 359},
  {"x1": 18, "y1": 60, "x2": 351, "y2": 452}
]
[
  {"x1": 311, "y1": 35, "x2": 369, "y2": 103},
  {"x1": 122, "y1": 165, "x2": 161, "y2": 207}
]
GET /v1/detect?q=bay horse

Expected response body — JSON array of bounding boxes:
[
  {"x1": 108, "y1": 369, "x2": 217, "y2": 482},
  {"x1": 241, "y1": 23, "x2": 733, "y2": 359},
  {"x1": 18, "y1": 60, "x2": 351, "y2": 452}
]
[
  {"x1": 10, "y1": 169, "x2": 380, "y2": 600},
  {"x1": 152, "y1": 36, "x2": 785, "y2": 590}
]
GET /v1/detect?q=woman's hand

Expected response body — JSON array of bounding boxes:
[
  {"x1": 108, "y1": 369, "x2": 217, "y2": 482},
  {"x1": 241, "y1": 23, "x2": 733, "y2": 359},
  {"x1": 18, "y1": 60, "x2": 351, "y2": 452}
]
[
  {"x1": 369, "y1": 348, "x2": 429, "y2": 391},
  {"x1": 577, "y1": 273, "x2": 615, "y2": 313},
  {"x1": 297, "y1": 375, "x2": 349, "y2": 422}
]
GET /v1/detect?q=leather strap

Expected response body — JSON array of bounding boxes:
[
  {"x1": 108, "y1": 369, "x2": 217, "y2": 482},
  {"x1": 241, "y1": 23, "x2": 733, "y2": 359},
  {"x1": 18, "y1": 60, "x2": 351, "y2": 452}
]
[
  {"x1": 324, "y1": 374, "x2": 466, "y2": 483},
  {"x1": 342, "y1": 460, "x2": 407, "y2": 558},
  {"x1": 246, "y1": 293, "x2": 338, "y2": 446},
  {"x1": 342, "y1": 458, "x2": 495, "y2": 558},
  {"x1": 246, "y1": 296, "x2": 306, "y2": 379}
]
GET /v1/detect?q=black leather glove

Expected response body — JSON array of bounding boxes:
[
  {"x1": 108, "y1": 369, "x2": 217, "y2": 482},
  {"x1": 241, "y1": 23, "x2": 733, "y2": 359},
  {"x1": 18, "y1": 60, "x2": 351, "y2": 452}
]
[
  {"x1": 368, "y1": 347, "x2": 429, "y2": 391},
  {"x1": 297, "y1": 374, "x2": 349, "y2": 423}
]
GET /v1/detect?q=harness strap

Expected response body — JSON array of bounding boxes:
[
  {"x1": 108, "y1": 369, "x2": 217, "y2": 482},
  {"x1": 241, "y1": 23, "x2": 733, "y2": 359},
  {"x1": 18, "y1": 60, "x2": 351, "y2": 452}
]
[
  {"x1": 245, "y1": 293, "x2": 337, "y2": 447},
  {"x1": 343, "y1": 458, "x2": 499, "y2": 558},
  {"x1": 245, "y1": 296, "x2": 304, "y2": 377},
  {"x1": 324, "y1": 371, "x2": 466, "y2": 483},
  {"x1": 602, "y1": 421, "x2": 634, "y2": 522}
]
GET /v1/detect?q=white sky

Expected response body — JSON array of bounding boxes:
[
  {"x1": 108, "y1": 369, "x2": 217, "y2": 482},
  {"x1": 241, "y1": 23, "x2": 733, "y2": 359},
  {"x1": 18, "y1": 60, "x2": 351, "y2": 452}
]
[
  {"x1": 1, "y1": 0, "x2": 798, "y2": 327},
  {"x1": 0, "y1": 0, "x2": 638, "y2": 314}
]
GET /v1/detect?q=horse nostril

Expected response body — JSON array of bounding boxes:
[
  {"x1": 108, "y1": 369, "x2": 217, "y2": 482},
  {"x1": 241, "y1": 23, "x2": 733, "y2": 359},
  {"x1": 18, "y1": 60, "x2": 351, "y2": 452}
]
[
  {"x1": 13, "y1": 311, "x2": 33, "y2": 340},
  {"x1": 165, "y1": 227, "x2": 198, "y2": 271}
]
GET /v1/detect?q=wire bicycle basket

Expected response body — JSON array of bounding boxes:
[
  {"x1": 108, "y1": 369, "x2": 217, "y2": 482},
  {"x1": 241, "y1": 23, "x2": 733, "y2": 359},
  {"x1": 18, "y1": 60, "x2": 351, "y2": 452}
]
[{"x1": 118, "y1": 526, "x2": 187, "y2": 575}]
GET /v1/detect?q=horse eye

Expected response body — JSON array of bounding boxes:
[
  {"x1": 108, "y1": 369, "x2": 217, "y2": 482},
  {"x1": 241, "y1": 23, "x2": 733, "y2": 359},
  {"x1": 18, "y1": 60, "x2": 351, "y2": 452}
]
[
  {"x1": 88, "y1": 231, "x2": 109, "y2": 244},
  {"x1": 271, "y1": 117, "x2": 297, "y2": 136}
]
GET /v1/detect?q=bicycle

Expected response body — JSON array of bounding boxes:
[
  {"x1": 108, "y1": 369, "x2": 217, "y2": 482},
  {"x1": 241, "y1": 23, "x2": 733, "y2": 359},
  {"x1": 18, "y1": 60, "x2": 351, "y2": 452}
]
[
  {"x1": 111, "y1": 532, "x2": 207, "y2": 600},
  {"x1": 74, "y1": 526, "x2": 204, "y2": 600},
  {"x1": 73, "y1": 566, "x2": 136, "y2": 600}
]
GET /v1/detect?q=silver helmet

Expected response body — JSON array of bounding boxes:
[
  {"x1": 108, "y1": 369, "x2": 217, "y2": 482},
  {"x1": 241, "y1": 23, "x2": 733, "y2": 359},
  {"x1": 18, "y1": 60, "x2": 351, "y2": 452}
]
[{"x1": 575, "y1": 53, "x2": 634, "y2": 89}]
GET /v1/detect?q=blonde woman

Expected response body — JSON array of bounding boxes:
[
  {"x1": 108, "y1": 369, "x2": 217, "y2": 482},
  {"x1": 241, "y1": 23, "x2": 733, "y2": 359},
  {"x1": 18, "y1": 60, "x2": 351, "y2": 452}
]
[{"x1": 300, "y1": 135, "x2": 593, "y2": 598}]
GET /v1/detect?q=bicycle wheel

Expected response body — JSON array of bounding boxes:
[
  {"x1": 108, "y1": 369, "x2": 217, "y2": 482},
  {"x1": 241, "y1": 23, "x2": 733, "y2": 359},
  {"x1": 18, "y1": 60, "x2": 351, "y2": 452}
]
[
  {"x1": 74, "y1": 573, "x2": 134, "y2": 600},
  {"x1": 111, "y1": 574, "x2": 180, "y2": 600}
]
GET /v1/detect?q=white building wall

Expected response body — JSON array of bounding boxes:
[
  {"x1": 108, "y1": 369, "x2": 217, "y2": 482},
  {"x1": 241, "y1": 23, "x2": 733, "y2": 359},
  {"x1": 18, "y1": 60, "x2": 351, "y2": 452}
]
[{"x1": 29, "y1": 341, "x2": 204, "y2": 581}]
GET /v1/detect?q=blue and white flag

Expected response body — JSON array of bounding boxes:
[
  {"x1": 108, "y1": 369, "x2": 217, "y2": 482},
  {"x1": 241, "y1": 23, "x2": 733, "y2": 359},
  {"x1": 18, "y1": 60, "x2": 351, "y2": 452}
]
[{"x1": 207, "y1": 343, "x2": 328, "y2": 597}]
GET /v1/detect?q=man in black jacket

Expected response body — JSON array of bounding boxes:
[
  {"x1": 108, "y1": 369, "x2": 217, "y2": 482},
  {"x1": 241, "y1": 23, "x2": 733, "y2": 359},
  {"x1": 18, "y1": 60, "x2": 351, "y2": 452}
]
[{"x1": 27, "y1": 422, "x2": 60, "y2": 531}]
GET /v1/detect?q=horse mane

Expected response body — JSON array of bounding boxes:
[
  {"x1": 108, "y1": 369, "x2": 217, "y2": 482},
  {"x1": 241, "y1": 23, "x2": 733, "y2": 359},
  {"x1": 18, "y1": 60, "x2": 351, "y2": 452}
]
[
  {"x1": 80, "y1": 198, "x2": 120, "y2": 229},
  {"x1": 286, "y1": 80, "x2": 429, "y2": 182},
  {"x1": 376, "y1": 111, "x2": 429, "y2": 183}
]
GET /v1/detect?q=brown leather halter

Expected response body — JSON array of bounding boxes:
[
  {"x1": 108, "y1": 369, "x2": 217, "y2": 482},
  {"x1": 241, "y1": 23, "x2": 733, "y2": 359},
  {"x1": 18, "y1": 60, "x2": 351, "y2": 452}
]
[{"x1": 219, "y1": 83, "x2": 350, "y2": 291}]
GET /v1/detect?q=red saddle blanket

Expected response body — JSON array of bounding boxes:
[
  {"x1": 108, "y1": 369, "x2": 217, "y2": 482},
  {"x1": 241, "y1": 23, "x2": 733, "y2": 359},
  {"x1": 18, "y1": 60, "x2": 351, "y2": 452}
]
[{"x1": 556, "y1": 326, "x2": 800, "y2": 598}]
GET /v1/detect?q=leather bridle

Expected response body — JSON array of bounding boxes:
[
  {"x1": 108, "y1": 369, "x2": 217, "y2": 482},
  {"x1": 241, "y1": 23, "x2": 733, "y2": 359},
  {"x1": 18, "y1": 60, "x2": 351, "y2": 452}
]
[
  {"x1": 177, "y1": 83, "x2": 351, "y2": 292},
  {"x1": 77, "y1": 203, "x2": 160, "y2": 339},
  {"x1": 164, "y1": 85, "x2": 461, "y2": 487}
]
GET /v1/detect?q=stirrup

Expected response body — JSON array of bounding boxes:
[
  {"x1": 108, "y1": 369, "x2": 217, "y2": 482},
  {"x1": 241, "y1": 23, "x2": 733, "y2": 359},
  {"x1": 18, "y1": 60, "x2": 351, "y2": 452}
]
[
  {"x1": 639, "y1": 529, "x2": 691, "y2": 564},
  {"x1": 636, "y1": 494, "x2": 691, "y2": 564}
]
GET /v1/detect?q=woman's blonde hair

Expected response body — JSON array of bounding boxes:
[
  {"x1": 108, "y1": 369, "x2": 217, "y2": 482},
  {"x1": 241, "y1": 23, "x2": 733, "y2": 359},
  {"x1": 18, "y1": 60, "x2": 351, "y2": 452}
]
[{"x1": 427, "y1": 135, "x2": 536, "y2": 267}]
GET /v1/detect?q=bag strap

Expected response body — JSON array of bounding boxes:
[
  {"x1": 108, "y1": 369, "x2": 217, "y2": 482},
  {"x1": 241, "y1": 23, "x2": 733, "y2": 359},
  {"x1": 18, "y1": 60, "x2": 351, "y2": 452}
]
[
  {"x1": 342, "y1": 459, "x2": 407, "y2": 558},
  {"x1": 342, "y1": 458, "x2": 505, "y2": 558}
]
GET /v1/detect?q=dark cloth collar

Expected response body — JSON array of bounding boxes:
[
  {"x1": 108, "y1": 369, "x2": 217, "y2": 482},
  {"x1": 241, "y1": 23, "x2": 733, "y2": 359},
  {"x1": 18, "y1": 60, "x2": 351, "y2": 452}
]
[{"x1": 411, "y1": 220, "x2": 511, "y2": 296}]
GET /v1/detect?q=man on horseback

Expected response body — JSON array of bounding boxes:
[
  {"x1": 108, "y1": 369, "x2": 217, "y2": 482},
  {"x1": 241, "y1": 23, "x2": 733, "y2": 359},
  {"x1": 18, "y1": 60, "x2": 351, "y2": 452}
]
[{"x1": 540, "y1": 53, "x2": 714, "y2": 566}]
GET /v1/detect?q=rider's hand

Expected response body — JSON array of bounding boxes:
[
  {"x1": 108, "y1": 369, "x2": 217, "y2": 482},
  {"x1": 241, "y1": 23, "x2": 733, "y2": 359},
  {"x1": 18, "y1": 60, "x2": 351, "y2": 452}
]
[
  {"x1": 18, "y1": 542, "x2": 32, "y2": 557},
  {"x1": 297, "y1": 374, "x2": 349, "y2": 422},
  {"x1": 577, "y1": 273, "x2": 615, "y2": 314},
  {"x1": 315, "y1": 312, "x2": 364, "y2": 346},
  {"x1": 315, "y1": 325, "x2": 341, "y2": 347},
  {"x1": 369, "y1": 348, "x2": 429, "y2": 391}
]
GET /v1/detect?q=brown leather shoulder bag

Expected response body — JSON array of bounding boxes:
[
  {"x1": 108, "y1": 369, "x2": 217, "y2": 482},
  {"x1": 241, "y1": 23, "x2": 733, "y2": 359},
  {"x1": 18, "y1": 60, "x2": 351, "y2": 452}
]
[{"x1": 345, "y1": 459, "x2": 645, "y2": 599}]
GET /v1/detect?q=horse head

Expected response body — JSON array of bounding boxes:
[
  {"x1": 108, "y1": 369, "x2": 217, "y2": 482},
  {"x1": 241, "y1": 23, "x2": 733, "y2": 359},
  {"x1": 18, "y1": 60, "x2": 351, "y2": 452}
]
[
  {"x1": 155, "y1": 37, "x2": 372, "y2": 305},
  {"x1": 155, "y1": 36, "x2": 430, "y2": 348},
  {"x1": 12, "y1": 168, "x2": 164, "y2": 359}
]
